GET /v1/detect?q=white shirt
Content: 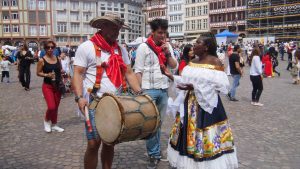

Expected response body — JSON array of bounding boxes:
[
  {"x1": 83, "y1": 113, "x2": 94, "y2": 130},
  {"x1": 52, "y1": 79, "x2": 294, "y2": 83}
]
[
  {"x1": 0, "y1": 60, "x2": 11, "y2": 71},
  {"x1": 134, "y1": 42, "x2": 177, "y2": 89},
  {"x1": 61, "y1": 57, "x2": 70, "y2": 74},
  {"x1": 73, "y1": 40, "x2": 130, "y2": 99},
  {"x1": 250, "y1": 55, "x2": 262, "y2": 76}
]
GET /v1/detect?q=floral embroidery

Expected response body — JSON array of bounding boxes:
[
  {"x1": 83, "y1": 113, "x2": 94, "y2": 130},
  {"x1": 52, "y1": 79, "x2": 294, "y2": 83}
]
[{"x1": 169, "y1": 91, "x2": 235, "y2": 160}]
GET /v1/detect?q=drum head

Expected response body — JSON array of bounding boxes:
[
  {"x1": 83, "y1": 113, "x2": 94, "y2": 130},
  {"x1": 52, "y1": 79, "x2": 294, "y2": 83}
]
[{"x1": 95, "y1": 96, "x2": 122, "y2": 144}]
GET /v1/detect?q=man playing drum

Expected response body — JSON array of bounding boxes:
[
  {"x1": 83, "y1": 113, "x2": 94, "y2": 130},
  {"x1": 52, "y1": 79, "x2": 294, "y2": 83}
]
[
  {"x1": 72, "y1": 14, "x2": 142, "y2": 169},
  {"x1": 134, "y1": 18, "x2": 178, "y2": 169}
]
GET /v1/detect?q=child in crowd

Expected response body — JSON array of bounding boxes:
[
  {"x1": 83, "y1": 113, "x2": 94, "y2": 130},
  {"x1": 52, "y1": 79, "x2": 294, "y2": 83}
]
[{"x1": 0, "y1": 56, "x2": 12, "y2": 83}]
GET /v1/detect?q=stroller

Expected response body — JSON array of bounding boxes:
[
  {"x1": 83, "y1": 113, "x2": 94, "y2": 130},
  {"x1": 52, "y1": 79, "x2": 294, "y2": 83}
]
[{"x1": 61, "y1": 72, "x2": 72, "y2": 95}]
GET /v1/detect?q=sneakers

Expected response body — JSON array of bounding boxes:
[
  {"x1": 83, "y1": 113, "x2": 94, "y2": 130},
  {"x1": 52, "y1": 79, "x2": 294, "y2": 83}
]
[
  {"x1": 251, "y1": 101, "x2": 255, "y2": 105},
  {"x1": 51, "y1": 125, "x2": 64, "y2": 132},
  {"x1": 44, "y1": 120, "x2": 51, "y2": 133},
  {"x1": 254, "y1": 102, "x2": 264, "y2": 106},
  {"x1": 147, "y1": 156, "x2": 160, "y2": 169}
]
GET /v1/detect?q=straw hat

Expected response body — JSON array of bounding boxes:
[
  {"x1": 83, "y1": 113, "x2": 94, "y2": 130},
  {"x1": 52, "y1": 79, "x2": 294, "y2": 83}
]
[{"x1": 90, "y1": 13, "x2": 131, "y2": 30}]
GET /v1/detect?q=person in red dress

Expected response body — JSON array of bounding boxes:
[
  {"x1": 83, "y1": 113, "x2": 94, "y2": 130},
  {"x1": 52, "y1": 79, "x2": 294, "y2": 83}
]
[
  {"x1": 178, "y1": 44, "x2": 194, "y2": 75},
  {"x1": 262, "y1": 51, "x2": 273, "y2": 77}
]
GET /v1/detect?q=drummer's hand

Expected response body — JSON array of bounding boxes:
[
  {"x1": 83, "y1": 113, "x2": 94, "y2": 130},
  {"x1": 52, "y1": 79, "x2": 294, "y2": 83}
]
[
  {"x1": 78, "y1": 98, "x2": 88, "y2": 116},
  {"x1": 177, "y1": 83, "x2": 194, "y2": 90}
]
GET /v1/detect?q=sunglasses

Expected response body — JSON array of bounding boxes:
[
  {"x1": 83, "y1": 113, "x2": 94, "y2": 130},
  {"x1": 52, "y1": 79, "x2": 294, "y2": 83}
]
[{"x1": 45, "y1": 46, "x2": 55, "y2": 50}]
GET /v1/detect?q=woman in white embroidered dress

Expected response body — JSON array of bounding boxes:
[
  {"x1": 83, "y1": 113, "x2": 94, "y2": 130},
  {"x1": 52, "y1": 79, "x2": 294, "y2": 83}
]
[{"x1": 163, "y1": 32, "x2": 238, "y2": 169}]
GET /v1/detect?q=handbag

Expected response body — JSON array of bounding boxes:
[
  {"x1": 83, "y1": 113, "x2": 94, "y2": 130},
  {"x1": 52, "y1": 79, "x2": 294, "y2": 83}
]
[{"x1": 58, "y1": 80, "x2": 66, "y2": 94}]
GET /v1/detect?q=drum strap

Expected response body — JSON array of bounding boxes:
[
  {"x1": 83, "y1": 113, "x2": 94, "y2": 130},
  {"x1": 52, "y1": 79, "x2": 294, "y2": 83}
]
[
  {"x1": 89, "y1": 43, "x2": 127, "y2": 96},
  {"x1": 88, "y1": 43, "x2": 104, "y2": 95}
]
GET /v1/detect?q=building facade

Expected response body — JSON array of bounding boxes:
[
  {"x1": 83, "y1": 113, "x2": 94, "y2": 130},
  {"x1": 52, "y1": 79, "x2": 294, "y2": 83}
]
[
  {"x1": 51, "y1": 0, "x2": 98, "y2": 47},
  {"x1": 0, "y1": 0, "x2": 52, "y2": 50},
  {"x1": 0, "y1": 0, "x2": 144, "y2": 48},
  {"x1": 143, "y1": 0, "x2": 167, "y2": 36},
  {"x1": 167, "y1": 0, "x2": 184, "y2": 41},
  {"x1": 98, "y1": 0, "x2": 144, "y2": 44},
  {"x1": 246, "y1": 0, "x2": 300, "y2": 41},
  {"x1": 209, "y1": 0, "x2": 246, "y2": 37},
  {"x1": 184, "y1": 0, "x2": 210, "y2": 42}
]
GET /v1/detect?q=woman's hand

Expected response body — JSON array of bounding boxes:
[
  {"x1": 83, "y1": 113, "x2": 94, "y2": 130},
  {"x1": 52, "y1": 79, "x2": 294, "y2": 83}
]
[{"x1": 177, "y1": 83, "x2": 194, "y2": 90}]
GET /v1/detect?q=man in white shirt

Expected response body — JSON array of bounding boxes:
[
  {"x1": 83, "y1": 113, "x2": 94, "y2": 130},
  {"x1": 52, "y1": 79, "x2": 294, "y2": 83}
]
[
  {"x1": 73, "y1": 14, "x2": 142, "y2": 169},
  {"x1": 134, "y1": 18, "x2": 177, "y2": 169}
]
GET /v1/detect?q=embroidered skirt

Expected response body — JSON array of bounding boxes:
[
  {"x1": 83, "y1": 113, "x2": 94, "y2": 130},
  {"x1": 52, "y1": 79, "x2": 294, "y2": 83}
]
[{"x1": 168, "y1": 91, "x2": 238, "y2": 169}]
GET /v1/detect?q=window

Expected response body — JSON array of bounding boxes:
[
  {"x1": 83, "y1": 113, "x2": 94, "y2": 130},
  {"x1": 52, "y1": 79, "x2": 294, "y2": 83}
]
[
  {"x1": 12, "y1": 25, "x2": 19, "y2": 32},
  {"x1": 120, "y1": 3, "x2": 124, "y2": 8},
  {"x1": 40, "y1": 25, "x2": 46, "y2": 36},
  {"x1": 83, "y1": 2, "x2": 91, "y2": 10},
  {"x1": 57, "y1": 22, "x2": 67, "y2": 33},
  {"x1": 29, "y1": 25, "x2": 37, "y2": 35},
  {"x1": 38, "y1": 0, "x2": 45, "y2": 10},
  {"x1": 71, "y1": 23, "x2": 80, "y2": 33},
  {"x1": 11, "y1": 0, "x2": 18, "y2": 6},
  {"x1": 3, "y1": 25, "x2": 10, "y2": 33},
  {"x1": 197, "y1": 19, "x2": 201, "y2": 29},
  {"x1": 186, "y1": 21, "x2": 190, "y2": 30},
  {"x1": 56, "y1": 37, "x2": 67, "y2": 42},
  {"x1": 186, "y1": 8, "x2": 189, "y2": 17},
  {"x1": 71, "y1": 1, "x2": 79, "y2": 10},
  {"x1": 197, "y1": 6, "x2": 202, "y2": 16},
  {"x1": 56, "y1": 0, "x2": 66, "y2": 9},
  {"x1": 2, "y1": 0, "x2": 8, "y2": 6},
  {"x1": 11, "y1": 12, "x2": 19, "y2": 19},
  {"x1": 28, "y1": 0, "x2": 36, "y2": 10},
  {"x1": 3, "y1": 14, "x2": 9, "y2": 20},
  {"x1": 191, "y1": 7, "x2": 195, "y2": 16},
  {"x1": 83, "y1": 12, "x2": 91, "y2": 21},
  {"x1": 203, "y1": 19, "x2": 207, "y2": 29},
  {"x1": 83, "y1": 23, "x2": 90, "y2": 32},
  {"x1": 203, "y1": 5, "x2": 208, "y2": 14},
  {"x1": 57, "y1": 11, "x2": 67, "y2": 20},
  {"x1": 191, "y1": 20, "x2": 195, "y2": 30},
  {"x1": 70, "y1": 12, "x2": 79, "y2": 21}
]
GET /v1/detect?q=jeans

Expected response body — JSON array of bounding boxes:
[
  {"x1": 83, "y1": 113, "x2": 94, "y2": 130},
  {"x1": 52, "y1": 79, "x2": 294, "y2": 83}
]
[
  {"x1": 230, "y1": 74, "x2": 241, "y2": 99},
  {"x1": 144, "y1": 89, "x2": 168, "y2": 159},
  {"x1": 250, "y1": 75, "x2": 263, "y2": 102}
]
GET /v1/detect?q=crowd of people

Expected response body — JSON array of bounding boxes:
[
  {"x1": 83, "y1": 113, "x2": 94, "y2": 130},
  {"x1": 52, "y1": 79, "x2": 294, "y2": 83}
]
[{"x1": 1, "y1": 13, "x2": 300, "y2": 169}]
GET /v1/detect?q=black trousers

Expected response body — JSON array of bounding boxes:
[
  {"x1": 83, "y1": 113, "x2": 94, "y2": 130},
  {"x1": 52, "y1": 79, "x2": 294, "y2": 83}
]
[
  {"x1": 19, "y1": 65, "x2": 31, "y2": 88},
  {"x1": 1, "y1": 71, "x2": 9, "y2": 81},
  {"x1": 250, "y1": 75, "x2": 263, "y2": 102}
]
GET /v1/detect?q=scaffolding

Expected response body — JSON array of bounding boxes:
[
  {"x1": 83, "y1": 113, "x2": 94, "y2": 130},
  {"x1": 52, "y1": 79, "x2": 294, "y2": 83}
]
[{"x1": 246, "y1": 0, "x2": 300, "y2": 41}]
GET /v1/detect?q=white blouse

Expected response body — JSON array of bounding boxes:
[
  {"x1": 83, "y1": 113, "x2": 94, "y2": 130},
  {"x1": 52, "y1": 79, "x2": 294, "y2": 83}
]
[{"x1": 168, "y1": 63, "x2": 230, "y2": 118}]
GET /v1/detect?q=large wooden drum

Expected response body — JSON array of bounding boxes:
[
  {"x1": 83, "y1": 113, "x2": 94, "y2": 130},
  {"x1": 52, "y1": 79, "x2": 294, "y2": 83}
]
[{"x1": 94, "y1": 93, "x2": 160, "y2": 145}]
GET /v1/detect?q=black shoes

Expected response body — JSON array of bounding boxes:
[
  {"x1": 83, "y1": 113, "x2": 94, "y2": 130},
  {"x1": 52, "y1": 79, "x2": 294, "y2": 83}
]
[{"x1": 230, "y1": 98, "x2": 239, "y2": 101}]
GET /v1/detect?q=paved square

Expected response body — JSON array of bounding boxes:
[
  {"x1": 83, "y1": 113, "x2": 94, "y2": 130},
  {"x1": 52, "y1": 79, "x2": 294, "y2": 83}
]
[{"x1": 0, "y1": 61, "x2": 299, "y2": 169}]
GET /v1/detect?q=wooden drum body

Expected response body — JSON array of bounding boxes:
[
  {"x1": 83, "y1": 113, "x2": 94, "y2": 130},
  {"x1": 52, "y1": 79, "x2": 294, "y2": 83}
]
[{"x1": 94, "y1": 93, "x2": 160, "y2": 145}]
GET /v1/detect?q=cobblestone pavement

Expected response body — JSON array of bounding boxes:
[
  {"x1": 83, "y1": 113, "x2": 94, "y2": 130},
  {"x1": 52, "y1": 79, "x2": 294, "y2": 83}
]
[{"x1": 0, "y1": 60, "x2": 299, "y2": 169}]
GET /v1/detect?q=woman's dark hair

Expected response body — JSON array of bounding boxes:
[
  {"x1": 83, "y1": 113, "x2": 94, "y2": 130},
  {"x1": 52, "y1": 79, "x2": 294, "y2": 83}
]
[
  {"x1": 198, "y1": 32, "x2": 218, "y2": 57},
  {"x1": 22, "y1": 43, "x2": 29, "y2": 51},
  {"x1": 182, "y1": 44, "x2": 193, "y2": 64},
  {"x1": 249, "y1": 47, "x2": 261, "y2": 65},
  {"x1": 43, "y1": 39, "x2": 57, "y2": 49},
  {"x1": 150, "y1": 18, "x2": 168, "y2": 31}
]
